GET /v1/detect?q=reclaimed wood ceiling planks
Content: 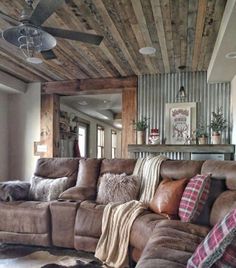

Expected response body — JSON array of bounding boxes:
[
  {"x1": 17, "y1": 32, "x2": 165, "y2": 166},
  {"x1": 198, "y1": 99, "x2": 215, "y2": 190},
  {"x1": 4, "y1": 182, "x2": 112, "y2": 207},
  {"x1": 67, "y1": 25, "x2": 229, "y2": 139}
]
[{"x1": 0, "y1": 0, "x2": 226, "y2": 82}]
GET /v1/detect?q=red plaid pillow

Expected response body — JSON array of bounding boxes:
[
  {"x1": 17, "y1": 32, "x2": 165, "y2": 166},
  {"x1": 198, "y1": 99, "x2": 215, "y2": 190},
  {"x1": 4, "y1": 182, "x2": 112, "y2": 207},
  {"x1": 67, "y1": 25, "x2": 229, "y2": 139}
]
[
  {"x1": 187, "y1": 208, "x2": 236, "y2": 268},
  {"x1": 178, "y1": 174, "x2": 211, "y2": 222}
]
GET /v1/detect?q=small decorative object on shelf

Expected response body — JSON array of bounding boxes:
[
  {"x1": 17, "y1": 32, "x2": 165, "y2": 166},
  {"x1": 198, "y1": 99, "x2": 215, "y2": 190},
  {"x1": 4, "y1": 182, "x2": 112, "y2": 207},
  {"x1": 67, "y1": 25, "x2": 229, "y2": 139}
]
[
  {"x1": 196, "y1": 121, "x2": 208, "y2": 145},
  {"x1": 132, "y1": 117, "x2": 149, "y2": 145},
  {"x1": 149, "y1": 128, "x2": 160, "y2": 144},
  {"x1": 184, "y1": 130, "x2": 196, "y2": 145},
  {"x1": 210, "y1": 107, "x2": 227, "y2": 144}
]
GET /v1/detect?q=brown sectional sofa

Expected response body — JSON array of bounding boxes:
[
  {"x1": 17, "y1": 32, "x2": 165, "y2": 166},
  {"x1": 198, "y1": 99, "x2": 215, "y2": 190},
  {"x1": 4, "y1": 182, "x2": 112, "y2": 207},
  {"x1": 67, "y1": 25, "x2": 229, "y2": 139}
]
[{"x1": 0, "y1": 157, "x2": 235, "y2": 268}]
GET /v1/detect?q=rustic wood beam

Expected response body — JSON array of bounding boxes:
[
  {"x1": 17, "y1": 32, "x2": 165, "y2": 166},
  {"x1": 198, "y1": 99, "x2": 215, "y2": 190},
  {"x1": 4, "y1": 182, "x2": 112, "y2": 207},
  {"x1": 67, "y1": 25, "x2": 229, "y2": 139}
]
[
  {"x1": 42, "y1": 76, "x2": 138, "y2": 95},
  {"x1": 40, "y1": 94, "x2": 60, "y2": 157},
  {"x1": 122, "y1": 87, "x2": 136, "y2": 158}
]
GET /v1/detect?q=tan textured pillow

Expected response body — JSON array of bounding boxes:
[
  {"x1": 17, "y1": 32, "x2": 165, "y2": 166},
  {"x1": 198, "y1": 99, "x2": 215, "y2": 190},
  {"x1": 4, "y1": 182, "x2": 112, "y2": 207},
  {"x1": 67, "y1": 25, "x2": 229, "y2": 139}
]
[
  {"x1": 96, "y1": 173, "x2": 140, "y2": 204},
  {"x1": 149, "y1": 177, "x2": 189, "y2": 217},
  {"x1": 29, "y1": 176, "x2": 70, "y2": 201}
]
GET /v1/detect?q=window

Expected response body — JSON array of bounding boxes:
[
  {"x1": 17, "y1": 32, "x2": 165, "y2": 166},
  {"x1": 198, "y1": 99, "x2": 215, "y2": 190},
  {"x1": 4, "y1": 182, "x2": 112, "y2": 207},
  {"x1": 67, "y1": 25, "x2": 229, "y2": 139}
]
[
  {"x1": 78, "y1": 122, "x2": 89, "y2": 158},
  {"x1": 111, "y1": 130, "x2": 117, "y2": 158},
  {"x1": 97, "y1": 125, "x2": 104, "y2": 158}
]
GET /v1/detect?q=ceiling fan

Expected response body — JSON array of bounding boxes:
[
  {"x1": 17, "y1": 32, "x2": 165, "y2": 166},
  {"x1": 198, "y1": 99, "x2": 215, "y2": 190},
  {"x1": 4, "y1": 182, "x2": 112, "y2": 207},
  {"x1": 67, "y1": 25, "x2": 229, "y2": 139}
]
[{"x1": 0, "y1": 0, "x2": 103, "y2": 64}]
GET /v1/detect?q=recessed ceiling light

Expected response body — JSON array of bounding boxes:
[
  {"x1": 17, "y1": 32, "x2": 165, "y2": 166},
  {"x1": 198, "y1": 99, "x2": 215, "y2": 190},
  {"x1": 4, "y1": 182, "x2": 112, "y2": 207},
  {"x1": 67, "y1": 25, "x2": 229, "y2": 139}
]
[
  {"x1": 139, "y1": 47, "x2": 156, "y2": 55},
  {"x1": 78, "y1": 100, "x2": 88, "y2": 106},
  {"x1": 26, "y1": 57, "x2": 43, "y2": 64},
  {"x1": 225, "y1": 52, "x2": 236, "y2": 59}
]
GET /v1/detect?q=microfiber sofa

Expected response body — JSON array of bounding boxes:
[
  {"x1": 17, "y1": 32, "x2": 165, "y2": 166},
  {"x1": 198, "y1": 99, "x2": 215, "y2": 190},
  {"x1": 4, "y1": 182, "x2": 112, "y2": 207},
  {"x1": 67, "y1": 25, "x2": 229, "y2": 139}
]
[{"x1": 0, "y1": 157, "x2": 236, "y2": 268}]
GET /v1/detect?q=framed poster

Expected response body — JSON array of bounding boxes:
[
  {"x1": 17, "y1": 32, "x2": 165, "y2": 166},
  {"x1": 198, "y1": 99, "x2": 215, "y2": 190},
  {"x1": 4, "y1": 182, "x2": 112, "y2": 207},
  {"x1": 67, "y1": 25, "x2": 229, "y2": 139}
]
[{"x1": 165, "y1": 102, "x2": 196, "y2": 144}]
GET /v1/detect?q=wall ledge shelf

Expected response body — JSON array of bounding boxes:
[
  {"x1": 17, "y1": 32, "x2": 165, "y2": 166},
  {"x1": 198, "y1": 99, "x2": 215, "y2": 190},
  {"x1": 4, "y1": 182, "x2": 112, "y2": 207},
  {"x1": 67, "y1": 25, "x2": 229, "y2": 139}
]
[{"x1": 128, "y1": 144, "x2": 235, "y2": 160}]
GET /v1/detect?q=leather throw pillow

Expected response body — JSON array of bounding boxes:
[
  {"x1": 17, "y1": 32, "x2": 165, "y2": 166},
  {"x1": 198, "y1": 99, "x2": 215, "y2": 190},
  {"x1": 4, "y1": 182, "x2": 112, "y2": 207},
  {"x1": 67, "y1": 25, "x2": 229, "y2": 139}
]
[
  {"x1": 29, "y1": 176, "x2": 70, "y2": 201},
  {"x1": 149, "y1": 177, "x2": 189, "y2": 217},
  {"x1": 96, "y1": 173, "x2": 140, "y2": 204}
]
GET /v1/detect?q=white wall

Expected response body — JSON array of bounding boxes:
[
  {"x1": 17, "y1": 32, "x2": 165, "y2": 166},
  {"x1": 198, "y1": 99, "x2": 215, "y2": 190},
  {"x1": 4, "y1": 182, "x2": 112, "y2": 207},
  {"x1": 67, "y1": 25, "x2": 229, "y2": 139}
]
[
  {"x1": 61, "y1": 104, "x2": 121, "y2": 158},
  {"x1": 8, "y1": 83, "x2": 41, "y2": 180},
  {"x1": 231, "y1": 75, "x2": 236, "y2": 146},
  {"x1": 0, "y1": 92, "x2": 9, "y2": 180}
]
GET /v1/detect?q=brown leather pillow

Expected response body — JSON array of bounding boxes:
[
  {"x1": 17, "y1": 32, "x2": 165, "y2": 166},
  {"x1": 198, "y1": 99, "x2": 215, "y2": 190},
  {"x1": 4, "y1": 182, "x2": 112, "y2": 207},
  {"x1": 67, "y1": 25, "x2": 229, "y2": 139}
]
[
  {"x1": 59, "y1": 186, "x2": 96, "y2": 201},
  {"x1": 149, "y1": 177, "x2": 189, "y2": 217}
]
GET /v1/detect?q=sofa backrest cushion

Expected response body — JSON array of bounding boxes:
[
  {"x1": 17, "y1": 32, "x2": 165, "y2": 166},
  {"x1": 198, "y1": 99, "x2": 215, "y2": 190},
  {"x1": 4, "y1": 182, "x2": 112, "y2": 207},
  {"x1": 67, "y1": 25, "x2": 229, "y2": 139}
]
[
  {"x1": 194, "y1": 178, "x2": 226, "y2": 226},
  {"x1": 160, "y1": 160, "x2": 204, "y2": 180},
  {"x1": 76, "y1": 158, "x2": 102, "y2": 188},
  {"x1": 100, "y1": 159, "x2": 136, "y2": 176},
  {"x1": 201, "y1": 160, "x2": 236, "y2": 190},
  {"x1": 210, "y1": 190, "x2": 236, "y2": 227},
  {"x1": 34, "y1": 158, "x2": 80, "y2": 187}
]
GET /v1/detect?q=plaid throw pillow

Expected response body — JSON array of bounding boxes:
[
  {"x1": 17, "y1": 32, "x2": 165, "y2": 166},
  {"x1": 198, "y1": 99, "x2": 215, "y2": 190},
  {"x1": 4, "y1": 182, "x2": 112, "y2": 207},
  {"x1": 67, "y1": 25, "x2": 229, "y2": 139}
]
[
  {"x1": 179, "y1": 174, "x2": 211, "y2": 222},
  {"x1": 187, "y1": 208, "x2": 236, "y2": 268}
]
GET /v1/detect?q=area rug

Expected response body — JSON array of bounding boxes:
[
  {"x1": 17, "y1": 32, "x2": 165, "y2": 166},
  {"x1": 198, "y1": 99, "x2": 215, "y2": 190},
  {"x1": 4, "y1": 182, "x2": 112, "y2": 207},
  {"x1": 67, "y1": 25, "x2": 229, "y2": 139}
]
[{"x1": 0, "y1": 244, "x2": 104, "y2": 268}]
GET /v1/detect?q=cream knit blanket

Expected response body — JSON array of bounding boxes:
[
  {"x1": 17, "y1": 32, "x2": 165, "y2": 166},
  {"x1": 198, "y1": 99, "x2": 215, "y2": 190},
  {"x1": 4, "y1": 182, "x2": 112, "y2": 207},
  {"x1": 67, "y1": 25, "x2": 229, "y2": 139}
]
[{"x1": 95, "y1": 155, "x2": 166, "y2": 268}]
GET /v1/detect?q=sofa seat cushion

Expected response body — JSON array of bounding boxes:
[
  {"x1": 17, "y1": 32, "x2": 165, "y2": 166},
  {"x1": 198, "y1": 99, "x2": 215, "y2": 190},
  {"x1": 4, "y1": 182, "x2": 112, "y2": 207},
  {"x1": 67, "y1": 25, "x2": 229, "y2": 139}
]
[
  {"x1": 130, "y1": 211, "x2": 167, "y2": 251},
  {"x1": 0, "y1": 201, "x2": 50, "y2": 234},
  {"x1": 136, "y1": 220, "x2": 210, "y2": 268},
  {"x1": 75, "y1": 201, "x2": 105, "y2": 239}
]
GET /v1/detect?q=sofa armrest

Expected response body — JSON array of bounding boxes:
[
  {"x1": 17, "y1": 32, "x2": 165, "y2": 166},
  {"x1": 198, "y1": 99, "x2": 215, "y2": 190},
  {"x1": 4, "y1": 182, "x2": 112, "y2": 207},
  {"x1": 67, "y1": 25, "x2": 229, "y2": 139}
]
[{"x1": 59, "y1": 186, "x2": 96, "y2": 201}]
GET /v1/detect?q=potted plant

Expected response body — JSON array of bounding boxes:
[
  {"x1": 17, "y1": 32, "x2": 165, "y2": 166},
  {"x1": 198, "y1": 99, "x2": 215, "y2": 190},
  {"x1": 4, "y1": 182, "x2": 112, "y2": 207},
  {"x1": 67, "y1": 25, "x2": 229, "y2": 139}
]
[
  {"x1": 209, "y1": 107, "x2": 227, "y2": 144},
  {"x1": 196, "y1": 122, "x2": 208, "y2": 145},
  {"x1": 132, "y1": 117, "x2": 149, "y2": 144}
]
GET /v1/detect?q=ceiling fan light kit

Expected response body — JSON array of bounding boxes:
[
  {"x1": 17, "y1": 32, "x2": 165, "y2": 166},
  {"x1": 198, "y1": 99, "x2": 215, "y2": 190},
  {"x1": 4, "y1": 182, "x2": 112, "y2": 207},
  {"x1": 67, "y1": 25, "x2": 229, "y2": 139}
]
[{"x1": 0, "y1": 0, "x2": 103, "y2": 64}]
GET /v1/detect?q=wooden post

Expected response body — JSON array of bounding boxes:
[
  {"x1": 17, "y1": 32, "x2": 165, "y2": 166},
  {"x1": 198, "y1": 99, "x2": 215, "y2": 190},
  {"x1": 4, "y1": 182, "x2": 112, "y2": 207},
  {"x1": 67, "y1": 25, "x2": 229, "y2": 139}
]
[
  {"x1": 40, "y1": 94, "x2": 60, "y2": 157},
  {"x1": 122, "y1": 88, "x2": 137, "y2": 158}
]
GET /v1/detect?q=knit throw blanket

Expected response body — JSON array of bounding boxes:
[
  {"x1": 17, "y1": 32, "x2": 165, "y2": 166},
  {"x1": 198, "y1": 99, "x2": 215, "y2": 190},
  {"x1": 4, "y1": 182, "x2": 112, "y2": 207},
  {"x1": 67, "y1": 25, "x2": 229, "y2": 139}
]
[{"x1": 95, "y1": 155, "x2": 167, "y2": 268}]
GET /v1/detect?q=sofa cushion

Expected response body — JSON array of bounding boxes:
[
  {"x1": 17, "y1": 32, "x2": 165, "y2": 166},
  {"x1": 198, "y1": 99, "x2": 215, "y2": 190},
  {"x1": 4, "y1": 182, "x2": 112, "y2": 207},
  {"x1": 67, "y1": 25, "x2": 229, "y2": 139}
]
[
  {"x1": 136, "y1": 220, "x2": 210, "y2": 268},
  {"x1": 130, "y1": 211, "x2": 167, "y2": 252},
  {"x1": 160, "y1": 160, "x2": 204, "y2": 180},
  {"x1": 29, "y1": 176, "x2": 70, "y2": 201},
  {"x1": 179, "y1": 174, "x2": 211, "y2": 222},
  {"x1": 187, "y1": 208, "x2": 236, "y2": 268},
  {"x1": 59, "y1": 186, "x2": 96, "y2": 201},
  {"x1": 201, "y1": 160, "x2": 236, "y2": 190},
  {"x1": 194, "y1": 178, "x2": 226, "y2": 226},
  {"x1": 96, "y1": 173, "x2": 140, "y2": 204},
  {"x1": 0, "y1": 201, "x2": 50, "y2": 234},
  {"x1": 0, "y1": 181, "x2": 30, "y2": 201},
  {"x1": 76, "y1": 158, "x2": 102, "y2": 188},
  {"x1": 210, "y1": 190, "x2": 236, "y2": 227},
  {"x1": 149, "y1": 178, "x2": 188, "y2": 217},
  {"x1": 75, "y1": 201, "x2": 105, "y2": 239},
  {"x1": 100, "y1": 159, "x2": 136, "y2": 176},
  {"x1": 34, "y1": 158, "x2": 79, "y2": 187}
]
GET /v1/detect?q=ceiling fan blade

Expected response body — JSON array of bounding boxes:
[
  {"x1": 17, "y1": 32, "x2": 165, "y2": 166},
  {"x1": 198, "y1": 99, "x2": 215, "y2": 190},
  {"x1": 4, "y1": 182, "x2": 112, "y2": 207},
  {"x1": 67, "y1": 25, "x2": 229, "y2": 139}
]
[
  {"x1": 0, "y1": 11, "x2": 20, "y2": 26},
  {"x1": 42, "y1": 27, "x2": 103, "y2": 45},
  {"x1": 30, "y1": 0, "x2": 65, "y2": 26},
  {"x1": 41, "y1": 49, "x2": 57, "y2": 60}
]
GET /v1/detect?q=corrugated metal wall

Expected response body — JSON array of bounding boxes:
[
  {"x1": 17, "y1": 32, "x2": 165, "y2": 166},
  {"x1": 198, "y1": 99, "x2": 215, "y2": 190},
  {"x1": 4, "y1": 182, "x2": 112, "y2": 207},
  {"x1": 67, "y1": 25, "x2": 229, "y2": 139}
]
[{"x1": 138, "y1": 71, "x2": 231, "y2": 146}]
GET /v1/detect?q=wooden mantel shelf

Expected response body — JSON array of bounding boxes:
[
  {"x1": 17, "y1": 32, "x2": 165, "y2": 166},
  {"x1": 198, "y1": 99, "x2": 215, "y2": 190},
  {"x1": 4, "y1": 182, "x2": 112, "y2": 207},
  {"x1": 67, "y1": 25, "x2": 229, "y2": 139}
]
[{"x1": 128, "y1": 144, "x2": 235, "y2": 154}]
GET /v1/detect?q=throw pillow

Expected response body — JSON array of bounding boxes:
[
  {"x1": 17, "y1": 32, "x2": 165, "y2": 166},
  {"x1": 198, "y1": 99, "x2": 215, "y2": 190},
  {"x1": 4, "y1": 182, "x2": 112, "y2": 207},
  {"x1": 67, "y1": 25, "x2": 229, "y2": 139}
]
[
  {"x1": 29, "y1": 176, "x2": 70, "y2": 201},
  {"x1": 59, "y1": 186, "x2": 96, "y2": 201},
  {"x1": 179, "y1": 174, "x2": 211, "y2": 222},
  {"x1": 96, "y1": 173, "x2": 140, "y2": 204},
  {"x1": 0, "y1": 181, "x2": 30, "y2": 201},
  {"x1": 149, "y1": 177, "x2": 189, "y2": 217},
  {"x1": 187, "y1": 208, "x2": 236, "y2": 268}
]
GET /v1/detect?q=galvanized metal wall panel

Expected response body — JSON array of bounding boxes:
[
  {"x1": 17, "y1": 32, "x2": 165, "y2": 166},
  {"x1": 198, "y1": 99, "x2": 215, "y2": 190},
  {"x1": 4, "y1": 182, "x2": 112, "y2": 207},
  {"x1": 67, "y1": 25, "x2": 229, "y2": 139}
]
[{"x1": 138, "y1": 71, "x2": 231, "y2": 159}]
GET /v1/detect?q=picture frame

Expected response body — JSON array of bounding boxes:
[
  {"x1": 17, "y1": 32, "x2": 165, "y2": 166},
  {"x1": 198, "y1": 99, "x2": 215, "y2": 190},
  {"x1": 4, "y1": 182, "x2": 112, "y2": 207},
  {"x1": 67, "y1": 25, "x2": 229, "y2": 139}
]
[{"x1": 165, "y1": 102, "x2": 196, "y2": 144}]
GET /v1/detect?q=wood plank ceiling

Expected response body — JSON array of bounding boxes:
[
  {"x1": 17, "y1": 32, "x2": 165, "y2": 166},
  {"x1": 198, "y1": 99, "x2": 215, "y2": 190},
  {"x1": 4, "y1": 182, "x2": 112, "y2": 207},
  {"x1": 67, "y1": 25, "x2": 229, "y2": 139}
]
[{"x1": 0, "y1": 0, "x2": 226, "y2": 82}]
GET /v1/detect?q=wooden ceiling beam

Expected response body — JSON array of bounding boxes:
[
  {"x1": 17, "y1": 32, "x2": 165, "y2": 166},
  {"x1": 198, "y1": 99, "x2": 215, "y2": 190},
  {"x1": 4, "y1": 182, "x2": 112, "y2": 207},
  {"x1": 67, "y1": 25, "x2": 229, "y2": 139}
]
[{"x1": 42, "y1": 76, "x2": 137, "y2": 95}]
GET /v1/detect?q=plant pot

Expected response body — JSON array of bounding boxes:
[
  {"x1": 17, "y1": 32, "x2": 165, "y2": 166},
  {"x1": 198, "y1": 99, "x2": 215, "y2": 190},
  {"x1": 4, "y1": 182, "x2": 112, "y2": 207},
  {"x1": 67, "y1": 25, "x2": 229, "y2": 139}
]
[
  {"x1": 137, "y1": 130, "x2": 146, "y2": 144},
  {"x1": 198, "y1": 136, "x2": 208, "y2": 145},
  {"x1": 212, "y1": 132, "x2": 221, "y2": 145}
]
